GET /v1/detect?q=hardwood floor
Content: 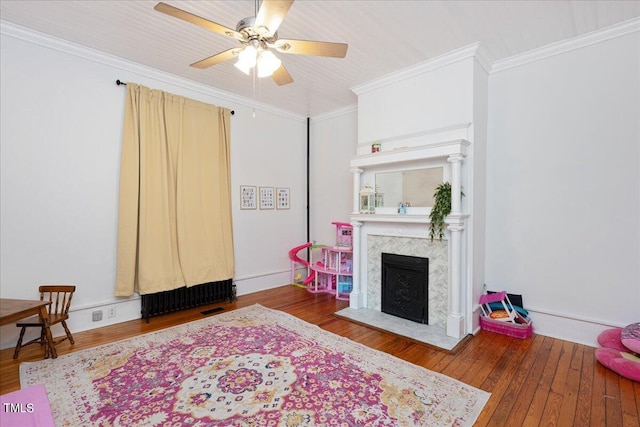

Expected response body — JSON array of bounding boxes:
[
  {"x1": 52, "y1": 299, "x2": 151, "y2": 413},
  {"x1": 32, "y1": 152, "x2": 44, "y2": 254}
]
[{"x1": 1, "y1": 285, "x2": 638, "y2": 426}]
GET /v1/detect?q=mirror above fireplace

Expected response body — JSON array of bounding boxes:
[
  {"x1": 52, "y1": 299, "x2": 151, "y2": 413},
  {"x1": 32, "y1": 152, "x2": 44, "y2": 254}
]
[
  {"x1": 375, "y1": 167, "x2": 444, "y2": 209},
  {"x1": 350, "y1": 139, "x2": 469, "y2": 221}
]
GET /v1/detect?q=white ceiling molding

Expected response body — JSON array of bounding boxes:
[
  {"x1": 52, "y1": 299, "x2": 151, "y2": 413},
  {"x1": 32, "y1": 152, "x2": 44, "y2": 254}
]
[
  {"x1": 351, "y1": 43, "x2": 485, "y2": 96},
  {"x1": 473, "y1": 44, "x2": 494, "y2": 75},
  {"x1": 1, "y1": 2, "x2": 638, "y2": 117},
  {"x1": 311, "y1": 104, "x2": 358, "y2": 123},
  {"x1": 0, "y1": 20, "x2": 306, "y2": 122},
  {"x1": 491, "y1": 17, "x2": 640, "y2": 74}
]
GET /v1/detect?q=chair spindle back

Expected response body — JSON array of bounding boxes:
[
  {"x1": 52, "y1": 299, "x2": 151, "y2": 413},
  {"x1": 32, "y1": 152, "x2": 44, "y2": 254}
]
[{"x1": 39, "y1": 285, "x2": 75, "y2": 316}]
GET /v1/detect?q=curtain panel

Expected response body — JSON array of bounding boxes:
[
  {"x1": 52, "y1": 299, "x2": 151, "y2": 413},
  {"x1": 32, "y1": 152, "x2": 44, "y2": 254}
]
[{"x1": 115, "y1": 83, "x2": 234, "y2": 297}]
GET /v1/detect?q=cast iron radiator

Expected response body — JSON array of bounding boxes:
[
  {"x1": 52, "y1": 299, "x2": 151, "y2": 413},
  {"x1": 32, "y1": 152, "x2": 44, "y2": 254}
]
[{"x1": 140, "y1": 279, "x2": 236, "y2": 322}]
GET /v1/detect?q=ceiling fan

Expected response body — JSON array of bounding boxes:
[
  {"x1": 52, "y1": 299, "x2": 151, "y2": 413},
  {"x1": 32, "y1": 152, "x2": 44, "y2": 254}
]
[{"x1": 154, "y1": 1, "x2": 348, "y2": 86}]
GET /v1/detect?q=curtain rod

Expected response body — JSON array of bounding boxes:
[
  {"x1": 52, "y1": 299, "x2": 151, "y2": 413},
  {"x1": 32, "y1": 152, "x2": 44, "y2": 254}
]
[{"x1": 116, "y1": 80, "x2": 235, "y2": 115}]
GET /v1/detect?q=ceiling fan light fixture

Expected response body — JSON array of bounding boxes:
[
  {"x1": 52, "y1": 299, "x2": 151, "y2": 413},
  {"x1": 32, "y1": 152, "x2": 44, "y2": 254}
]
[
  {"x1": 234, "y1": 45, "x2": 257, "y2": 75},
  {"x1": 257, "y1": 50, "x2": 281, "y2": 77},
  {"x1": 154, "y1": 0, "x2": 347, "y2": 86}
]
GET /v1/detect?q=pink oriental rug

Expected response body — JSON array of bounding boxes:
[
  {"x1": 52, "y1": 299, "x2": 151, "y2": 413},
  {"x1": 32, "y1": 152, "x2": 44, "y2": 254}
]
[{"x1": 20, "y1": 304, "x2": 489, "y2": 426}]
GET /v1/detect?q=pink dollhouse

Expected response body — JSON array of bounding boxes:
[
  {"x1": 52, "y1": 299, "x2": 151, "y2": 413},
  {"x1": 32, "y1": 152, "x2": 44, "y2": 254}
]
[{"x1": 289, "y1": 222, "x2": 353, "y2": 300}]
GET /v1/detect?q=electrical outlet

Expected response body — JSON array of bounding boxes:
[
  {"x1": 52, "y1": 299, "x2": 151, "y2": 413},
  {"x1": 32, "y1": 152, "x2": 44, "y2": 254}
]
[
  {"x1": 107, "y1": 307, "x2": 116, "y2": 318},
  {"x1": 92, "y1": 310, "x2": 103, "y2": 322}
]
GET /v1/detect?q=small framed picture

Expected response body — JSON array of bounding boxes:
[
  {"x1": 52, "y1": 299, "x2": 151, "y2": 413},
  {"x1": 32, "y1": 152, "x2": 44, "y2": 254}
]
[
  {"x1": 240, "y1": 185, "x2": 257, "y2": 210},
  {"x1": 276, "y1": 187, "x2": 290, "y2": 210},
  {"x1": 259, "y1": 187, "x2": 274, "y2": 210}
]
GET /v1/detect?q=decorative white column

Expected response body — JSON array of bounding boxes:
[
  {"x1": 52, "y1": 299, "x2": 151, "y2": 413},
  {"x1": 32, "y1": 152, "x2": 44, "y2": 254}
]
[
  {"x1": 449, "y1": 154, "x2": 463, "y2": 215},
  {"x1": 350, "y1": 167, "x2": 363, "y2": 214},
  {"x1": 350, "y1": 168, "x2": 364, "y2": 308},
  {"x1": 349, "y1": 220, "x2": 364, "y2": 308},
  {"x1": 446, "y1": 154, "x2": 465, "y2": 338}
]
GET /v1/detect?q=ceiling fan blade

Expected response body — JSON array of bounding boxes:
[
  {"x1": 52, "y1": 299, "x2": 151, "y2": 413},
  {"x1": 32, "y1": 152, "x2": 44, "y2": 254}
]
[
  {"x1": 255, "y1": 0, "x2": 294, "y2": 37},
  {"x1": 190, "y1": 48, "x2": 241, "y2": 69},
  {"x1": 275, "y1": 39, "x2": 348, "y2": 58},
  {"x1": 272, "y1": 64, "x2": 294, "y2": 86},
  {"x1": 154, "y1": 2, "x2": 244, "y2": 40}
]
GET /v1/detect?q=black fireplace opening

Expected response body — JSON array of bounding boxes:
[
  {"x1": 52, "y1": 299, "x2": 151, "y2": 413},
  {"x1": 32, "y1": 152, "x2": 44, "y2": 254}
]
[{"x1": 381, "y1": 253, "x2": 429, "y2": 324}]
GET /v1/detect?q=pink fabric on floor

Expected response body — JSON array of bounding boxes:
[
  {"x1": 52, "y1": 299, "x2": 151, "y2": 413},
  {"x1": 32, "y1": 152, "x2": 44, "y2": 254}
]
[
  {"x1": 598, "y1": 327, "x2": 627, "y2": 352},
  {"x1": 0, "y1": 384, "x2": 55, "y2": 427},
  {"x1": 595, "y1": 347, "x2": 640, "y2": 383}
]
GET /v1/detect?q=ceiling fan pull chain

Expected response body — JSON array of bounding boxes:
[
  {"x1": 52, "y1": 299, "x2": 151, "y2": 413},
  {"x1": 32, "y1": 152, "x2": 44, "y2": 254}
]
[{"x1": 253, "y1": 67, "x2": 257, "y2": 118}]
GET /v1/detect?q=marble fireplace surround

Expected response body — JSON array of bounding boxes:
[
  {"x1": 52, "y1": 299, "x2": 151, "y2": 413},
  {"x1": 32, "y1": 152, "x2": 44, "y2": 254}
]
[
  {"x1": 367, "y1": 234, "x2": 448, "y2": 327},
  {"x1": 336, "y1": 220, "x2": 465, "y2": 351}
]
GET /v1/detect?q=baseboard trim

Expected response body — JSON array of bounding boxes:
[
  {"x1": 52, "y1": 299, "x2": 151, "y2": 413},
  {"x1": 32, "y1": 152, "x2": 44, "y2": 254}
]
[
  {"x1": 0, "y1": 298, "x2": 142, "y2": 350},
  {"x1": 526, "y1": 307, "x2": 628, "y2": 348}
]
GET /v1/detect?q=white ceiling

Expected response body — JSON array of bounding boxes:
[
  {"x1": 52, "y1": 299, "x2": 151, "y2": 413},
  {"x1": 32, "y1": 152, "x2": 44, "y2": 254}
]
[{"x1": 1, "y1": 1, "x2": 639, "y2": 117}]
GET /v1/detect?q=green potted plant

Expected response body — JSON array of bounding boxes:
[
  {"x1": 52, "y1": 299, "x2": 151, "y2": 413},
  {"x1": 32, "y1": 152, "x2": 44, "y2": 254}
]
[{"x1": 429, "y1": 182, "x2": 463, "y2": 241}]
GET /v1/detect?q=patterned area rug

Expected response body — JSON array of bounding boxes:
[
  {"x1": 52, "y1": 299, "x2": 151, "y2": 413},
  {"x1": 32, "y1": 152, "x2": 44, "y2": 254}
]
[{"x1": 21, "y1": 304, "x2": 489, "y2": 426}]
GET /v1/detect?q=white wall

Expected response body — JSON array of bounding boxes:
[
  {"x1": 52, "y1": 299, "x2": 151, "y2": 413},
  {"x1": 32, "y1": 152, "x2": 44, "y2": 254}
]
[
  {"x1": 0, "y1": 26, "x2": 307, "y2": 349},
  {"x1": 309, "y1": 108, "x2": 358, "y2": 248},
  {"x1": 231, "y1": 108, "x2": 306, "y2": 294},
  {"x1": 486, "y1": 29, "x2": 640, "y2": 346},
  {"x1": 355, "y1": 46, "x2": 476, "y2": 145}
]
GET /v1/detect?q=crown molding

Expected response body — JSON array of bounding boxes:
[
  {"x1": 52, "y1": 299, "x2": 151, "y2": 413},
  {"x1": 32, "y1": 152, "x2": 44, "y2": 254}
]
[
  {"x1": 311, "y1": 104, "x2": 357, "y2": 122},
  {"x1": 492, "y1": 17, "x2": 640, "y2": 74},
  {"x1": 473, "y1": 43, "x2": 493, "y2": 75},
  {"x1": 0, "y1": 20, "x2": 307, "y2": 122},
  {"x1": 351, "y1": 42, "x2": 485, "y2": 96}
]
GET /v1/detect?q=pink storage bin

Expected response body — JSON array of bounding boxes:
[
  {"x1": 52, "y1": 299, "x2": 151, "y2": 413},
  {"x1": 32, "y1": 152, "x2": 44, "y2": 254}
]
[
  {"x1": 478, "y1": 290, "x2": 533, "y2": 339},
  {"x1": 479, "y1": 316, "x2": 533, "y2": 339}
]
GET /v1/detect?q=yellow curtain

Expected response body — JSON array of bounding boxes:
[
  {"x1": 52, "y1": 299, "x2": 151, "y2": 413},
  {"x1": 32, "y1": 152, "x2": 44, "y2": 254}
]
[{"x1": 115, "y1": 83, "x2": 234, "y2": 296}]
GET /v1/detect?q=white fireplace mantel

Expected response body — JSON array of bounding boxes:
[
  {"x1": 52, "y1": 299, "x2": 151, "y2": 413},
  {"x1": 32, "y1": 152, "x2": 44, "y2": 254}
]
[
  {"x1": 350, "y1": 214, "x2": 429, "y2": 224},
  {"x1": 350, "y1": 139, "x2": 470, "y2": 169},
  {"x1": 351, "y1": 213, "x2": 471, "y2": 224},
  {"x1": 348, "y1": 138, "x2": 470, "y2": 339}
]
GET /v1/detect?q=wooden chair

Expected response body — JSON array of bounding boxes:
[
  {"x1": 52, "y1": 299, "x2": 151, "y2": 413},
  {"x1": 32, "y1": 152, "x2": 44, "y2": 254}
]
[{"x1": 13, "y1": 285, "x2": 76, "y2": 359}]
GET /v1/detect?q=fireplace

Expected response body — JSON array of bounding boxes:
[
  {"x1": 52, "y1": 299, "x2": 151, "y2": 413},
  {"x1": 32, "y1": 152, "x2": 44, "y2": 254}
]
[
  {"x1": 367, "y1": 234, "x2": 448, "y2": 327},
  {"x1": 381, "y1": 253, "x2": 429, "y2": 324},
  {"x1": 347, "y1": 131, "x2": 473, "y2": 340}
]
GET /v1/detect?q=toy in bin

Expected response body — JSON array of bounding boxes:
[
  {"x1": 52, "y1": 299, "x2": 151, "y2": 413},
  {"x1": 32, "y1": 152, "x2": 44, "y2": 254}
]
[{"x1": 479, "y1": 291, "x2": 533, "y2": 339}]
